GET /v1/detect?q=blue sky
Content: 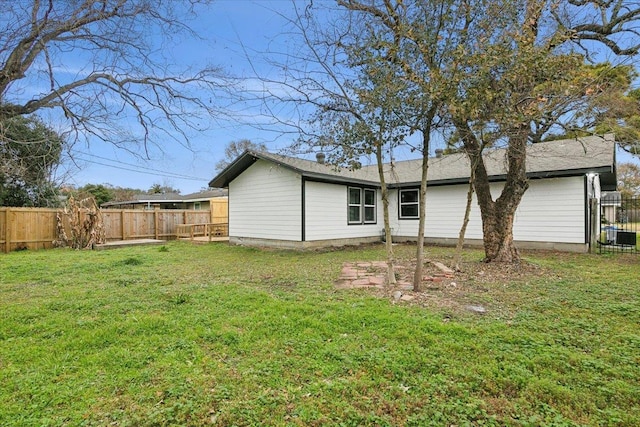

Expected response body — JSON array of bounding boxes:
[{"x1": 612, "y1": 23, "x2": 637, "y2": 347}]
[
  {"x1": 64, "y1": 0, "x2": 300, "y2": 194},
  {"x1": 45, "y1": 1, "x2": 640, "y2": 193}
]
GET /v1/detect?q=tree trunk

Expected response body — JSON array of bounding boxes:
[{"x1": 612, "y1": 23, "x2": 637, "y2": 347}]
[
  {"x1": 375, "y1": 142, "x2": 396, "y2": 285},
  {"x1": 475, "y1": 130, "x2": 529, "y2": 263},
  {"x1": 413, "y1": 131, "x2": 431, "y2": 291},
  {"x1": 478, "y1": 198, "x2": 521, "y2": 263},
  {"x1": 455, "y1": 119, "x2": 530, "y2": 263},
  {"x1": 452, "y1": 177, "x2": 474, "y2": 271}
]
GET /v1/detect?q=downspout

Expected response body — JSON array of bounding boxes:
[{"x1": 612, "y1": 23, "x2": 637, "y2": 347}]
[{"x1": 301, "y1": 177, "x2": 306, "y2": 242}]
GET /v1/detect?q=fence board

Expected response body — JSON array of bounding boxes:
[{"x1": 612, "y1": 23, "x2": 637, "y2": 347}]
[{"x1": 0, "y1": 207, "x2": 223, "y2": 253}]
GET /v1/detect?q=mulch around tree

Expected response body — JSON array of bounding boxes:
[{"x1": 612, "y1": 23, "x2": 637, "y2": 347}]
[{"x1": 336, "y1": 257, "x2": 554, "y2": 318}]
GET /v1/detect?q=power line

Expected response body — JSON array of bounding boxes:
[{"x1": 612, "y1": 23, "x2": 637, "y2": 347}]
[
  {"x1": 74, "y1": 150, "x2": 209, "y2": 180},
  {"x1": 74, "y1": 154, "x2": 210, "y2": 181}
]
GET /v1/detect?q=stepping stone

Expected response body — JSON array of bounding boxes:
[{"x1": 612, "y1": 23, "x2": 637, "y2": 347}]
[
  {"x1": 431, "y1": 261, "x2": 455, "y2": 274},
  {"x1": 368, "y1": 276, "x2": 385, "y2": 286},
  {"x1": 465, "y1": 305, "x2": 487, "y2": 314},
  {"x1": 351, "y1": 278, "x2": 371, "y2": 286}
]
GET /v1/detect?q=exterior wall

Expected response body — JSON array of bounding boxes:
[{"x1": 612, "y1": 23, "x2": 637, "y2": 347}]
[
  {"x1": 389, "y1": 184, "x2": 483, "y2": 240},
  {"x1": 227, "y1": 159, "x2": 589, "y2": 250},
  {"x1": 390, "y1": 176, "x2": 587, "y2": 245},
  {"x1": 229, "y1": 160, "x2": 302, "y2": 241},
  {"x1": 304, "y1": 181, "x2": 383, "y2": 241}
]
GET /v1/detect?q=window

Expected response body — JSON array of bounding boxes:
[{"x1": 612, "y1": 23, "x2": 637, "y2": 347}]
[
  {"x1": 399, "y1": 189, "x2": 419, "y2": 219},
  {"x1": 348, "y1": 187, "x2": 377, "y2": 225},
  {"x1": 364, "y1": 189, "x2": 376, "y2": 223},
  {"x1": 348, "y1": 187, "x2": 362, "y2": 224},
  {"x1": 193, "y1": 202, "x2": 202, "y2": 210}
]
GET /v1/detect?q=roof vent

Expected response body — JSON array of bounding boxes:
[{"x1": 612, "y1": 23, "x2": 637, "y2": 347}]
[
  {"x1": 316, "y1": 152, "x2": 326, "y2": 164},
  {"x1": 435, "y1": 149, "x2": 444, "y2": 158}
]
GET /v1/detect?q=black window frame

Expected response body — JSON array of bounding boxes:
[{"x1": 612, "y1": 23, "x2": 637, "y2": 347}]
[{"x1": 399, "y1": 188, "x2": 420, "y2": 220}]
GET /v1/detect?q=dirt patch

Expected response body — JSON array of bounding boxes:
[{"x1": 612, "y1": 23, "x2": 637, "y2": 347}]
[{"x1": 337, "y1": 256, "x2": 555, "y2": 319}]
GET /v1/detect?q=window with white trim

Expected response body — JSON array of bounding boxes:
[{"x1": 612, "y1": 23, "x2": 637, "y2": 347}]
[
  {"x1": 364, "y1": 189, "x2": 376, "y2": 223},
  {"x1": 348, "y1": 187, "x2": 377, "y2": 225},
  {"x1": 348, "y1": 187, "x2": 362, "y2": 224},
  {"x1": 399, "y1": 189, "x2": 419, "y2": 219}
]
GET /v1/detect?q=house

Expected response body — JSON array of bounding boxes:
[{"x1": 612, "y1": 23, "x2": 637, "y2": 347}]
[
  {"x1": 101, "y1": 189, "x2": 228, "y2": 210},
  {"x1": 600, "y1": 191, "x2": 622, "y2": 223},
  {"x1": 208, "y1": 134, "x2": 617, "y2": 252}
]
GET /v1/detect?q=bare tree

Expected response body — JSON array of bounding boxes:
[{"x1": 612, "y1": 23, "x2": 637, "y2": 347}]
[
  {"x1": 0, "y1": 0, "x2": 228, "y2": 153},
  {"x1": 215, "y1": 139, "x2": 268, "y2": 172},
  {"x1": 236, "y1": 2, "x2": 420, "y2": 286}
]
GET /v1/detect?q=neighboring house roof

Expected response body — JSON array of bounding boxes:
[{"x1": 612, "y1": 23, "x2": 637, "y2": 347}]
[
  {"x1": 208, "y1": 134, "x2": 617, "y2": 190},
  {"x1": 601, "y1": 191, "x2": 622, "y2": 206},
  {"x1": 181, "y1": 189, "x2": 228, "y2": 201},
  {"x1": 101, "y1": 189, "x2": 228, "y2": 208}
]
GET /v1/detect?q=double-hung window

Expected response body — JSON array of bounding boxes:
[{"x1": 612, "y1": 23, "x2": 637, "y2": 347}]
[
  {"x1": 399, "y1": 189, "x2": 419, "y2": 219},
  {"x1": 348, "y1": 187, "x2": 377, "y2": 225}
]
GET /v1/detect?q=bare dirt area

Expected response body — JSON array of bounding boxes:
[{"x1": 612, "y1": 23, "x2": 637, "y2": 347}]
[{"x1": 336, "y1": 256, "x2": 556, "y2": 319}]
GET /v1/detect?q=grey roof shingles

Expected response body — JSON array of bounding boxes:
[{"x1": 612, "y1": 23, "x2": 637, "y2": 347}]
[
  {"x1": 101, "y1": 189, "x2": 227, "y2": 207},
  {"x1": 208, "y1": 134, "x2": 616, "y2": 189}
]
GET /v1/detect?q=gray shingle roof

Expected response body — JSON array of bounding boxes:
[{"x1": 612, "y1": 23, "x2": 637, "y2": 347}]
[
  {"x1": 101, "y1": 189, "x2": 227, "y2": 207},
  {"x1": 379, "y1": 133, "x2": 616, "y2": 186},
  {"x1": 208, "y1": 134, "x2": 616, "y2": 189}
]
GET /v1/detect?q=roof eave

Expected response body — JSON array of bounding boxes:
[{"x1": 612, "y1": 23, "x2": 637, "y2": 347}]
[
  {"x1": 208, "y1": 150, "x2": 260, "y2": 188},
  {"x1": 388, "y1": 165, "x2": 614, "y2": 189},
  {"x1": 302, "y1": 172, "x2": 380, "y2": 187}
]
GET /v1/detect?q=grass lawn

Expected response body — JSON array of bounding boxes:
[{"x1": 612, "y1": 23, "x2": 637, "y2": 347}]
[{"x1": 1, "y1": 242, "x2": 638, "y2": 426}]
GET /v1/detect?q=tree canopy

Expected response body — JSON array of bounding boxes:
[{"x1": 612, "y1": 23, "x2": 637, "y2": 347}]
[
  {"x1": 0, "y1": 115, "x2": 64, "y2": 207},
  {"x1": 329, "y1": 0, "x2": 640, "y2": 262},
  {"x1": 617, "y1": 162, "x2": 640, "y2": 199}
]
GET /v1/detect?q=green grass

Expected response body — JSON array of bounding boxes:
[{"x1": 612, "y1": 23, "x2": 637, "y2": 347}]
[{"x1": 1, "y1": 242, "x2": 639, "y2": 426}]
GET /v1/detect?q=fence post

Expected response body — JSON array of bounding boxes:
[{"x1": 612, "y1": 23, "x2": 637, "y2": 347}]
[
  {"x1": 121, "y1": 210, "x2": 126, "y2": 240},
  {"x1": 3, "y1": 208, "x2": 10, "y2": 253},
  {"x1": 154, "y1": 209, "x2": 159, "y2": 240},
  {"x1": 589, "y1": 198, "x2": 599, "y2": 254}
]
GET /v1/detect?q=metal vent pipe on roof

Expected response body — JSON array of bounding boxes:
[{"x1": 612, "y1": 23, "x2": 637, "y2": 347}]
[{"x1": 316, "y1": 152, "x2": 326, "y2": 164}]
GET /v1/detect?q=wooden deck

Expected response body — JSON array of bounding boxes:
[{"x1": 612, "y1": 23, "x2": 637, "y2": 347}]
[
  {"x1": 180, "y1": 236, "x2": 229, "y2": 244},
  {"x1": 176, "y1": 223, "x2": 228, "y2": 240}
]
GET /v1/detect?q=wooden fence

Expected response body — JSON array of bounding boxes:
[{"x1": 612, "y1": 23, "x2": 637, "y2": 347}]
[{"x1": 1, "y1": 207, "x2": 227, "y2": 253}]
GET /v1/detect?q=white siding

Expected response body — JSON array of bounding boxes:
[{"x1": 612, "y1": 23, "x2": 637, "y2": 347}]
[
  {"x1": 513, "y1": 177, "x2": 586, "y2": 243},
  {"x1": 389, "y1": 185, "x2": 484, "y2": 239},
  {"x1": 390, "y1": 176, "x2": 586, "y2": 244},
  {"x1": 305, "y1": 181, "x2": 383, "y2": 241},
  {"x1": 229, "y1": 160, "x2": 302, "y2": 241}
]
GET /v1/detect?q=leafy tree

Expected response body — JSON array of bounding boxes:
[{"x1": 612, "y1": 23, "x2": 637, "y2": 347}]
[
  {"x1": 0, "y1": 115, "x2": 64, "y2": 207},
  {"x1": 445, "y1": 0, "x2": 640, "y2": 262},
  {"x1": 0, "y1": 0, "x2": 226, "y2": 151},
  {"x1": 617, "y1": 163, "x2": 640, "y2": 199},
  {"x1": 75, "y1": 184, "x2": 115, "y2": 207},
  {"x1": 252, "y1": 3, "x2": 418, "y2": 286},
  {"x1": 333, "y1": 0, "x2": 458, "y2": 288},
  {"x1": 110, "y1": 186, "x2": 143, "y2": 202},
  {"x1": 544, "y1": 63, "x2": 640, "y2": 155},
  {"x1": 317, "y1": 0, "x2": 640, "y2": 264},
  {"x1": 148, "y1": 183, "x2": 180, "y2": 195},
  {"x1": 215, "y1": 140, "x2": 267, "y2": 172}
]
